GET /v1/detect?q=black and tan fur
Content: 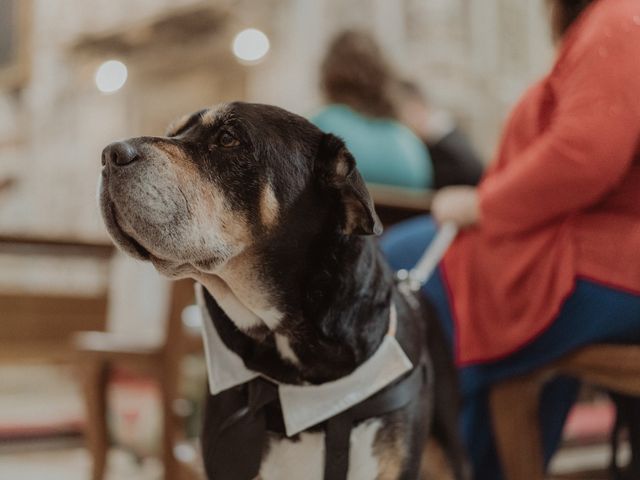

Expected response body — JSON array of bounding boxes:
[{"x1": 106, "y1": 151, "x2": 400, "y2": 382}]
[{"x1": 98, "y1": 102, "x2": 467, "y2": 479}]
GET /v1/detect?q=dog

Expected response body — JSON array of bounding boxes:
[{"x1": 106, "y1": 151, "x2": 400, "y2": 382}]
[{"x1": 98, "y1": 102, "x2": 468, "y2": 480}]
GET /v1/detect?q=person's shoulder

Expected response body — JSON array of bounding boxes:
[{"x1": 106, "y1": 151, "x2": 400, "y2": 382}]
[
  {"x1": 310, "y1": 104, "x2": 352, "y2": 122},
  {"x1": 310, "y1": 105, "x2": 425, "y2": 155},
  {"x1": 595, "y1": 0, "x2": 640, "y2": 21},
  {"x1": 378, "y1": 117, "x2": 421, "y2": 141},
  {"x1": 310, "y1": 104, "x2": 360, "y2": 132},
  {"x1": 358, "y1": 113, "x2": 415, "y2": 137},
  {"x1": 558, "y1": 0, "x2": 640, "y2": 71},
  {"x1": 377, "y1": 120, "x2": 429, "y2": 161},
  {"x1": 577, "y1": 0, "x2": 640, "y2": 40}
]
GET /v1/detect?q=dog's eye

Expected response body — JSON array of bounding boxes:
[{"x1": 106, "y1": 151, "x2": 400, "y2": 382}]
[{"x1": 218, "y1": 131, "x2": 239, "y2": 148}]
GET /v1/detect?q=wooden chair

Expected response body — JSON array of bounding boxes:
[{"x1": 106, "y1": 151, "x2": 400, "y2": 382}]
[
  {"x1": 367, "y1": 182, "x2": 434, "y2": 226},
  {"x1": 0, "y1": 235, "x2": 115, "y2": 363},
  {"x1": 490, "y1": 344, "x2": 640, "y2": 480},
  {"x1": 74, "y1": 278, "x2": 204, "y2": 480}
]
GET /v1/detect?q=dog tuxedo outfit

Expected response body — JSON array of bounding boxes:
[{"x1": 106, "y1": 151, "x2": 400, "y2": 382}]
[{"x1": 196, "y1": 283, "x2": 428, "y2": 480}]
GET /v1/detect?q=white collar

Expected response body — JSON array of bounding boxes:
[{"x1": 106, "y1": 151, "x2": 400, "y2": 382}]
[{"x1": 195, "y1": 283, "x2": 413, "y2": 436}]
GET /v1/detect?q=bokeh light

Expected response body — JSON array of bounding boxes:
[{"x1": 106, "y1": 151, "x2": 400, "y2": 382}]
[
  {"x1": 232, "y1": 28, "x2": 270, "y2": 63},
  {"x1": 95, "y1": 60, "x2": 128, "y2": 94}
]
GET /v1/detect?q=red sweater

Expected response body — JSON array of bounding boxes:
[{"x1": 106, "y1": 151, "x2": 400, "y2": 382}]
[{"x1": 442, "y1": 0, "x2": 640, "y2": 366}]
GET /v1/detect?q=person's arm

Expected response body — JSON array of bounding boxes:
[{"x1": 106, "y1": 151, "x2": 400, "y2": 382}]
[{"x1": 479, "y1": 12, "x2": 640, "y2": 236}]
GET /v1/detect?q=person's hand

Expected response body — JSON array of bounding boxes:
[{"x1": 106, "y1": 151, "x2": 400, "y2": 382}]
[{"x1": 431, "y1": 186, "x2": 480, "y2": 228}]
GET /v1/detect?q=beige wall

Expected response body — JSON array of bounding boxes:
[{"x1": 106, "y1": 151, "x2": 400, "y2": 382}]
[
  {"x1": 0, "y1": 0, "x2": 555, "y2": 238},
  {"x1": 0, "y1": 0, "x2": 554, "y2": 337},
  {"x1": 249, "y1": 0, "x2": 554, "y2": 158}
]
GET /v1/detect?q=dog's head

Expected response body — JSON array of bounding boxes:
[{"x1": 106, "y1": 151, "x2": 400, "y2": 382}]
[{"x1": 99, "y1": 102, "x2": 382, "y2": 278}]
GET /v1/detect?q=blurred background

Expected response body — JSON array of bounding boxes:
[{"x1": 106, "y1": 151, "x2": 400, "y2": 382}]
[{"x1": 0, "y1": 1, "x2": 617, "y2": 479}]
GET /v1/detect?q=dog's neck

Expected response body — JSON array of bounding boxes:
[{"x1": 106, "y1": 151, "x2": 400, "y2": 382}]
[
  {"x1": 196, "y1": 231, "x2": 393, "y2": 384},
  {"x1": 197, "y1": 254, "x2": 283, "y2": 333}
]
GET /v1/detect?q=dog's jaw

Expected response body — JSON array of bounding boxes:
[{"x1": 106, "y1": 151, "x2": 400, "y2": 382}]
[{"x1": 98, "y1": 174, "x2": 151, "y2": 261}]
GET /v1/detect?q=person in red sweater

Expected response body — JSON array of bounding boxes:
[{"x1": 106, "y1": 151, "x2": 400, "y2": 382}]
[{"x1": 381, "y1": 0, "x2": 640, "y2": 478}]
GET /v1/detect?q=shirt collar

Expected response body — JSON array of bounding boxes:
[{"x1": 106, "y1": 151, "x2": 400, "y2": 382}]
[{"x1": 195, "y1": 283, "x2": 413, "y2": 436}]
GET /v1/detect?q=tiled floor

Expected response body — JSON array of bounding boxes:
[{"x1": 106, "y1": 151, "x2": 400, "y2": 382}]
[
  {"x1": 0, "y1": 446, "x2": 611, "y2": 480},
  {"x1": 0, "y1": 447, "x2": 162, "y2": 480},
  {"x1": 551, "y1": 443, "x2": 623, "y2": 479},
  {"x1": 0, "y1": 362, "x2": 162, "y2": 455},
  {"x1": 0, "y1": 364, "x2": 616, "y2": 480},
  {"x1": 0, "y1": 363, "x2": 198, "y2": 479}
]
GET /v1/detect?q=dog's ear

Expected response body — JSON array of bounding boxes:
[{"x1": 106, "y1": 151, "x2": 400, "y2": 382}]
[{"x1": 316, "y1": 134, "x2": 383, "y2": 236}]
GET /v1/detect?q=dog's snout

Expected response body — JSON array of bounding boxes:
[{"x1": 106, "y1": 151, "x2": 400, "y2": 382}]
[{"x1": 102, "y1": 141, "x2": 139, "y2": 167}]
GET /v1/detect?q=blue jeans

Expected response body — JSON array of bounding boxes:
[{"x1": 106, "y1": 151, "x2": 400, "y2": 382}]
[{"x1": 380, "y1": 215, "x2": 640, "y2": 480}]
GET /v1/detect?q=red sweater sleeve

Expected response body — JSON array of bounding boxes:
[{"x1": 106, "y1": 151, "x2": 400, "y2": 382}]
[{"x1": 479, "y1": 6, "x2": 640, "y2": 236}]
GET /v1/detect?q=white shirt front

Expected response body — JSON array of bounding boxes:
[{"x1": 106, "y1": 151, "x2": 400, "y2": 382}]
[{"x1": 195, "y1": 283, "x2": 413, "y2": 436}]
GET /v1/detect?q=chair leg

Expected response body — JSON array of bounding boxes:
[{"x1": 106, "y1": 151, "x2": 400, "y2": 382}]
[
  {"x1": 82, "y1": 360, "x2": 110, "y2": 480},
  {"x1": 159, "y1": 363, "x2": 180, "y2": 480},
  {"x1": 489, "y1": 371, "x2": 549, "y2": 480}
]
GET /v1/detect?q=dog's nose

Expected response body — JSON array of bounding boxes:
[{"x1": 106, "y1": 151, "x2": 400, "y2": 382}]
[{"x1": 102, "y1": 141, "x2": 139, "y2": 167}]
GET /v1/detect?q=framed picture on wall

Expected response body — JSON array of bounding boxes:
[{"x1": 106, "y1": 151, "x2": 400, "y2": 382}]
[{"x1": 0, "y1": 0, "x2": 31, "y2": 91}]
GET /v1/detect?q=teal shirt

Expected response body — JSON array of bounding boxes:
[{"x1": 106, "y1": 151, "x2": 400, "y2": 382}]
[{"x1": 311, "y1": 104, "x2": 433, "y2": 189}]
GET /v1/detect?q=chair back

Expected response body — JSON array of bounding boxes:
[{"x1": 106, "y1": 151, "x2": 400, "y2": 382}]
[{"x1": 0, "y1": 235, "x2": 115, "y2": 362}]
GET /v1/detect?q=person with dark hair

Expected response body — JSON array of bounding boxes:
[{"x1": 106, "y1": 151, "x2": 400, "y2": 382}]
[
  {"x1": 311, "y1": 30, "x2": 433, "y2": 189},
  {"x1": 395, "y1": 80, "x2": 484, "y2": 189},
  {"x1": 381, "y1": 0, "x2": 640, "y2": 478}
]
